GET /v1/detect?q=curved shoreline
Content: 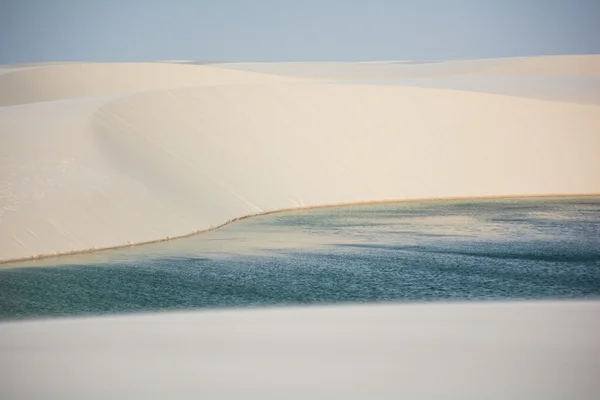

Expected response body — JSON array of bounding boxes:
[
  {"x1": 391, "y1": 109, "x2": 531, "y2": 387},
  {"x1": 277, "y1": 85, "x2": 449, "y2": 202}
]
[
  {"x1": 2, "y1": 57, "x2": 599, "y2": 265},
  {"x1": 2, "y1": 193, "x2": 598, "y2": 266}
]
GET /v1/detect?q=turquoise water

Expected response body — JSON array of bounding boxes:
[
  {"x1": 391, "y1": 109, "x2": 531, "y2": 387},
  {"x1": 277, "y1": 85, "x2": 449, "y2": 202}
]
[{"x1": 1, "y1": 197, "x2": 599, "y2": 320}]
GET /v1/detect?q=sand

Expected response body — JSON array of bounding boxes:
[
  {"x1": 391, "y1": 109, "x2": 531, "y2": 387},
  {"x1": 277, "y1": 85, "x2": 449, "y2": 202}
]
[
  {"x1": 215, "y1": 54, "x2": 600, "y2": 79},
  {"x1": 1, "y1": 301, "x2": 599, "y2": 399},
  {"x1": 2, "y1": 55, "x2": 600, "y2": 398},
  {"x1": 1, "y1": 55, "x2": 600, "y2": 262}
]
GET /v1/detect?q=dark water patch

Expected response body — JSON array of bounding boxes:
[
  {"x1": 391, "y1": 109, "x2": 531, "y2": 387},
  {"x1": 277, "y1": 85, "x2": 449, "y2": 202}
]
[{"x1": 335, "y1": 242, "x2": 600, "y2": 263}]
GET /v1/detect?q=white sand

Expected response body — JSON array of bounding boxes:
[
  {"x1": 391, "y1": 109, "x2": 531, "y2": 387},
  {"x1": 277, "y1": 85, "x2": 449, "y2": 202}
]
[
  {"x1": 0, "y1": 62, "x2": 309, "y2": 107},
  {"x1": 2, "y1": 56, "x2": 600, "y2": 398},
  {"x1": 1, "y1": 301, "x2": 599, "y2": 399},
  {"x1": 1, "y1": 55, "x2": 600, "y2": 262},
  {"x1": 216, "y1": 54, "x2": 600, "y2": 79}
]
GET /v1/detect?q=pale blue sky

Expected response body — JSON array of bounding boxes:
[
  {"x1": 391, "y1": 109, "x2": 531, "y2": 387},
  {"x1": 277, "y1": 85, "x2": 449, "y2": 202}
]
[{"x1": 1, "y1": 0, "x2": 599, "y2": 64}]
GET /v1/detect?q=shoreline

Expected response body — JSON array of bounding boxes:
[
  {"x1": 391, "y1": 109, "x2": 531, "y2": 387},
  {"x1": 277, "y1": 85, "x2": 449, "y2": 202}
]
[
  {"x1": 2, "y1": 192, "x2": 598, "y2": 267},
  {"x1": 3, "y1": 56, "x2": 599, "y2": 268}
]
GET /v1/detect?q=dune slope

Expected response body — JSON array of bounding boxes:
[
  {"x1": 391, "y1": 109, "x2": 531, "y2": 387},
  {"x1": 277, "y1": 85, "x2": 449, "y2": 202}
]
[{"x1": 1, "y1": 56, "x2": 599, "y2": 262}]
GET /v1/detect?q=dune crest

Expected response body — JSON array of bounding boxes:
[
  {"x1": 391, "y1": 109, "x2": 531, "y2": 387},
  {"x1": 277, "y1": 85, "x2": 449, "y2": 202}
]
[{"x1": 1, "y1": 55, "x2": 600, "y2": 263}]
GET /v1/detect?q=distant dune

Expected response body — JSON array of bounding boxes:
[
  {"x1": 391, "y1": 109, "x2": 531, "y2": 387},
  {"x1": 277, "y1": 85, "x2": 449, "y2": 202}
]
[
  {"x1": 216, "y1": 54, "x2": 600, "y2": 79},
  {"x1": 1, "y1": 55, "x2": 600, "y2": 263}
]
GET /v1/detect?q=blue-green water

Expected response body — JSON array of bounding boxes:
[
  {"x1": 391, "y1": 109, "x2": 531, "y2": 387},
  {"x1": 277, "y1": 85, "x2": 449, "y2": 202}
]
[{"x1": 1, "y1": 197, "x2": 599, "y2": 320}]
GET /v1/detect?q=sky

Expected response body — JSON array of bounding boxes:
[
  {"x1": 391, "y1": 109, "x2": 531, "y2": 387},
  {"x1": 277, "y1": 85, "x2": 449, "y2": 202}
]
[{"x1": 1, "y1": 0, "x2": 599, "y2": 64}]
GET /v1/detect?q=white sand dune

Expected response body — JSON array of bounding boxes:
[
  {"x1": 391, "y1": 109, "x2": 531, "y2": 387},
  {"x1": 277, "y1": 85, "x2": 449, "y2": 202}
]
[
  {"x1": 1, "y1": 301, "x2": 599, "y2": 399},
  {"x1": 0, "y1": 62, "x2": 309, "y2": 107},
  {"x1": 216, "y1": 54, "x2": 600, "y2": 80},
  {"x1": 356, "y1": 76, "x2": 600, "y2": 104},
  {"x1": 217, "y1": 55, "x2": 600, "y2": 103},
  {"x1": 1, "y1": 55, "x2": 600, "y2": 263}
]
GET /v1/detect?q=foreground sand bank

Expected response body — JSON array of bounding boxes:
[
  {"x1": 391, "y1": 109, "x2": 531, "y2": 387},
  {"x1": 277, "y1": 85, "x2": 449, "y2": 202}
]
[
  {"x1": 1, "y1": 300, "x2": 598, "y2": 398},
  {"x1": 1, "y1": 55, "x2": 600, "y2": 262}
]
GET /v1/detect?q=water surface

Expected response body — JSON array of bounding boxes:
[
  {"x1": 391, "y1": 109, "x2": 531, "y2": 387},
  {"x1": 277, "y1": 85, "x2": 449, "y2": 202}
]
[{"x1": 1, "y1": 197, "x2": 599, "y2": 320}]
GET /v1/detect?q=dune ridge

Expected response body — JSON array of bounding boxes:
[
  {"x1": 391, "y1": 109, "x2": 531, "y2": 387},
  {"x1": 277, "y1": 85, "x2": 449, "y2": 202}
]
[
  {"x1": 0, "y1": 62, "x2": 312, "y2": 107},
  {"x1": 1, "y1": 55, "x2": 600, "y2": 263},
  {"x1": 216, "y1": 54, "x2": 600, "y2": 79}
]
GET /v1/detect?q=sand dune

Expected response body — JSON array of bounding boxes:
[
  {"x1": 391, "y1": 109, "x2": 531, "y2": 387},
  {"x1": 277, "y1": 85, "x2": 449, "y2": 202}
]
[
  {"x1": 0, "y1": 62, "x2": 308, "y2": 107},
  {"x1": 1, "y1": 55, "x2": 600, "y2": 263},
  {"x1": 1, "y1": 301, "x2": 599, "y2": 398},
  {"x1": 216, "y1": 54, "x2": 600, "y2": 80},
  {"x1": 217, "y1": 55, "x2": 600, "y2": 103}
]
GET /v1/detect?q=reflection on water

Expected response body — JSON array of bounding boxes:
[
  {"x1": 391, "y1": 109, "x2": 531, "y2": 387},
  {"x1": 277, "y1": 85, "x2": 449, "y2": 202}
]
[{"x1": 1, "y1": 197, "x2": 599, "y2": 320}]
